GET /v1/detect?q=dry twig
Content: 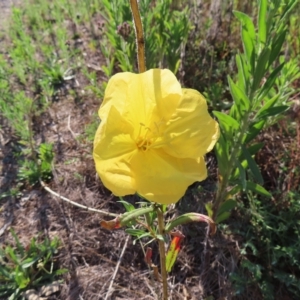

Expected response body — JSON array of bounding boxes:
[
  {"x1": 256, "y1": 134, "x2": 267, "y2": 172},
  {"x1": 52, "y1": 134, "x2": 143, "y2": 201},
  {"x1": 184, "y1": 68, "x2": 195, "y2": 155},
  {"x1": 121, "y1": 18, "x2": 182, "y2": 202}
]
[
  {"x1": 104, "y1": 235, "x2": 130, "y2": 300},
  {"x1": 40, "y1": 180, "x2": 118, "y2": 218}
]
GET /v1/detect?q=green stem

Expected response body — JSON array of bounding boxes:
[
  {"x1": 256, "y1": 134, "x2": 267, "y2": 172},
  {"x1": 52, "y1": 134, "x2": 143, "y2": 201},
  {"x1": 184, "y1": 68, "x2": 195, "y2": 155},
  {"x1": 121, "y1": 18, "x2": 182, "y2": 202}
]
[
  {"x1": 157, "y1": 205, "x2": 168, "y2": 300},
  {"x1": 129, "y1": 0, "x2": 146, "y2": 73}
]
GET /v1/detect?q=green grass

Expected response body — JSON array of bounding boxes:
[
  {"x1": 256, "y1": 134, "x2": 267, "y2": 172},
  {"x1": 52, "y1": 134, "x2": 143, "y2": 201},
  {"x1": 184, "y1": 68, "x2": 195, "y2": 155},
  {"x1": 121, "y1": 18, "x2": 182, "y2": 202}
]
[{"x1": 0, "y1": 230, "x2": 67, "y2": 299}]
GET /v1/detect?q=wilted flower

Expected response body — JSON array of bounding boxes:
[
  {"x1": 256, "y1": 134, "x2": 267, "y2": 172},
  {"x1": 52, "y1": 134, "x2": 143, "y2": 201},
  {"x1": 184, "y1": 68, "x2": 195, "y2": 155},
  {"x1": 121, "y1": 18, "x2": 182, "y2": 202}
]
[{"x1": 93, "y1": 69, "x2": 219, "y2": 204}]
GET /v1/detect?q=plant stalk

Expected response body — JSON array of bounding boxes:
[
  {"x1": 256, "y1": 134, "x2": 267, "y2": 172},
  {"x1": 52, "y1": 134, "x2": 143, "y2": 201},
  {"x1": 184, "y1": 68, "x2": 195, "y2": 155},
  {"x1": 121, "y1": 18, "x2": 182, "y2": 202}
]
[
  {"x1": 213, "y1": 111, "x2": 251, "y2": 219},
  {"x1": 129, "y1": 0, "x2": 146, "y2": 73},
  {"x1": 157, "y1": 205, "x2": 168, "y2": 300}
]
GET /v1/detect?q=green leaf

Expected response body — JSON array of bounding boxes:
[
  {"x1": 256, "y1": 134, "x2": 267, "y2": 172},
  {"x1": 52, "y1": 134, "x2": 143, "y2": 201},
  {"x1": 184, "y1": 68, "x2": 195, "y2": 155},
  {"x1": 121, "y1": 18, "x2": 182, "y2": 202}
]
[
  {"x1": 118, "y1": 198, "x2": 135, "y2": 212},
  {"x1": 205, "y1": 202, "x2": 213, "y2": 218},
  {"x1": 258, "y1": 0, "x2": 267, "y2": 48},
  {"x1": 244, "y1": 120, "x2": 266, "y2": 144},
  {"x1": 241, "y1": 145, "x2": 263, "y2": 184},
  {"x1": 269, "y1": 30, "x2": 287, "y2": 67},
  {"x1": 246, "y1": 181, "x2": 271, "y2": 197},
  {"x1": 279, "y1": 0, "x2": 299, "y2": 22},
  {"x1": 247, "y1": 142, "x2": 264, "y2": 155},
  {"x1": 252, "y1": 48, "x2": 271, "y2": 92},
  {"x1": 0, "y1": 264, "x2": 12, "y2": 279},
  {"x1": 236, "y1": 54, "x2": 247, "y2": 92},
  {"x1": 227, "y1": 185, "x2": 242, "y2": 197},
  {"x1": 232, "y1": 159, "x2": 248, "y2": 181},
  {"x1": 125, "y1": 228, "x2": 146, "y2": 237},
  {"x1": 256, "y1": 105, "x2": 289, "y2": 119},
  {"x1": 213, "y1": 111, "x2": 240, "y2": 138},
  {"x1": 120, "y1": 206, "x2": 155, "y2": 226},
  {"x1": 54, "y1": 268, "x2": 68, "y2": 276},
  {"x1": 258, "y1": 63, "x2": 285, "y2": 100},
  {"x1": 21, "y1": 257, "x2": 39, "y2": 269},
  {"x1": 229, "y1": 104, "x2": 241, "y2": 121},
  {"x1": 156, "y1": 234, "x2": 165, "y2": 242},
  {"x1": 237, "y1": 161, "x2": 246, "y2": 190},
  {"x1": 8, "y1": 288, "x2": 20, "y2": 300},
  {"x1": 256, "y1": 94, "x2": 280, "y2": 117},
  {"x1": 217, "y1": 199, "x2": 237, "y2": 217},
  {"x1": 237, "y1": 53, "x2": 251, "y2": 94},
  {"x1": 145, "y1": 211, "x2": 157, "y2": 227},
  {"x1": 133, "y1": 232, "x2": 153, "y2": 244},
  {"x1": 234, "y1": 11, "x2": 256, "y2": 72},
  {"x1": 215, "y1": 212, "x2": 231, "y2": 224},
  {"x1": 215, "y1": 132, "x2": 229, "y2": 176},
  {"x1": 5, "y1": 246, "x2": 19, "y2": 265},
  {"x1": 14, "y1": 266, "x2": 30, "y2": 289},
  {"x1": 228, "y1": 76, "x2": 250, "y2": 114},
  {"x1": 10, "y1": 229, "x2": 24, "y2": 258}
]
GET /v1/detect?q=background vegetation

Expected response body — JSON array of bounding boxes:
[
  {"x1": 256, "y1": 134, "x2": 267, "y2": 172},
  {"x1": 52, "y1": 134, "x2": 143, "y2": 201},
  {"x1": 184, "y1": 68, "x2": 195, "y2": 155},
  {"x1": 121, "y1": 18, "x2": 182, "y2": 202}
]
[{"x1": 0, "y1": 0, "x2": 299, "y2": 299}]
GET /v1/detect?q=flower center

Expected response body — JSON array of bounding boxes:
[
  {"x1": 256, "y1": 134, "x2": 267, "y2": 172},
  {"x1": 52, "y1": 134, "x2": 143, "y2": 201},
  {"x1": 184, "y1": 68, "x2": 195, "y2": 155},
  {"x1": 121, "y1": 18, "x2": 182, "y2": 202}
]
[{"x1": 135, "y1": 121, "x2": 165, "y2": 151}]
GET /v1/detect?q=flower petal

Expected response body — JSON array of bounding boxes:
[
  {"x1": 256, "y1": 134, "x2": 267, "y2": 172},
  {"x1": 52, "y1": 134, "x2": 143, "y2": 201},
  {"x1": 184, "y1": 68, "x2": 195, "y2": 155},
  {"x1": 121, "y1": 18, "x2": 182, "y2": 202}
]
[
  {"x1": 94, "y1": 106, "x2": 135, "y2": 160},
  {"x1": 131, "y1": 150, "x2": 207, "y2": 204},
  {"x1": 163, "y1": 89, "x2": 220, "y2": 158},
  {"x1": 99, "y1": 69, "x2": 182, "y2": 138},
  {"x1": 94, "y1": 152, "x2": 136, "y2": 196},
  {"x1": 93, "y1": 106, "x2": 137, "y2": 195}
]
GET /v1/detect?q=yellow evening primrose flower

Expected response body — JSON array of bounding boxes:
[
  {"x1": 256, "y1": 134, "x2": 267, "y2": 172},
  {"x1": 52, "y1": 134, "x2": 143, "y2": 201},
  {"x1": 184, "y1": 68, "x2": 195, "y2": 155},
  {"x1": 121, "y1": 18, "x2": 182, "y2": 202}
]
[{"x1": 93, "y1": 69, "x2": 219, "y2": 205}]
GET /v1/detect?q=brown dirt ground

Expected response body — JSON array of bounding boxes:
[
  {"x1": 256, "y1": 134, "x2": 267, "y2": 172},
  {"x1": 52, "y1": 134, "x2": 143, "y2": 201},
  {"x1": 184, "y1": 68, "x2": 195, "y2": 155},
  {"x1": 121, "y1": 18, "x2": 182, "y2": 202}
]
[{"x1": 0, "y1": 1, "x2": 299, "y2": 300}]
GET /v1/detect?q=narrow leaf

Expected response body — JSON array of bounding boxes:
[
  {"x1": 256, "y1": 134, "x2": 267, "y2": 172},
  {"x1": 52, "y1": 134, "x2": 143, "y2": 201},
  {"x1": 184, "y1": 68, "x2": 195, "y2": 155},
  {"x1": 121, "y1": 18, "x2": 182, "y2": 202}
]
[
  {"x1": 242, "y1": 145, "x2": 264, "y2": 184},
  {"x1": 216, "y1": 212, "x2": 231, "y2": 224},
  {"x1": 120, "y1": 206, "x2": 155, "y2": 226},
  {"x1": 256, "y1": 105, "x2": 289, "y2": 119},
  {"x1": 269, "y1": 30, "x2": 287, "y2": 67},
  {"x1": 125, "y1": 228, "x2": 146, "y2": 237},
  {"x1": 22, "y1": 257, "x2": 39, "y2": 269},
  {"x1": 237, "y1": 161, "x2": 246, "y2": 190},
  {"x1": 133, "y1": 232, "x2": 152, "y2": 243},
  {"x1": 229, "y1": 103, "x2": 241, "y2": 121},
  {"x1": 246, "y1": 181, "x2": 271, "y2": 197},
  {"x1": 252, "y1": 48, "x2": 271, "y2": 91},
  {"x1": 213, "y1": 111, "x2": 240, "y2": 137},
  {"x1": 244, "y1": 120, "x2": 266, "y2": 144},
  {"x1": 234, "y1": 11, "x2": 256, "y2": 72},
  {"x1": 118, "y1": 198, "x2": 135, "y2": 212},
  {"x1": 247, "y1": 142, "x2": 264, "y2": 155},
  {"x1": 279, "y1": 0, "x2": 298, "y2": 22},
  {"x1": 10, "y1": 229, "x2": 24, "y2": 258},
  {"x1": 258, "y1": 63, "x2": 284, "y2": 100},
  {"x1": 217, "y1": 199, "x2": 237, "y2": 217},
  {"x1": 227, "y1": 185, "x2": 242, "y2": 197},
  {"x1": 228, "y1": 76, "x2": 250, "y2": 113},
  {"x1": 165, "y1": 213, "x2": 216, "y2": 235},
  {"x1": 205, "y1": 202, "x2": 213, "y2": 218},
  {"x1": 256, "y1": 94, "x2": 280, "y2": 117},
  {"x1": 215, "y1": 132, "x2": 229, "y2": 176},
  {"x1": 232, "y1": 159, "x2": 248, "y2": 181},
  {"x1": 5, "y1": 246, "x2": 19, "y2": 265},
  {"x1": 258, "y1": 0, "x2": 267, "y2": 48},
  {"x1": 236, "y1": 54, "x2": 247, "y2": 92}
]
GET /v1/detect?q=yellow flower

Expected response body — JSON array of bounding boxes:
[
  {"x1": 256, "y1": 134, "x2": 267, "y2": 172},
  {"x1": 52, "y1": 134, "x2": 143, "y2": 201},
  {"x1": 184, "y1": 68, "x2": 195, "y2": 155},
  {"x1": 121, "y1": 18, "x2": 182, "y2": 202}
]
[{"x1": 93, "y1": 69, "x2": 219, "y2": 204}]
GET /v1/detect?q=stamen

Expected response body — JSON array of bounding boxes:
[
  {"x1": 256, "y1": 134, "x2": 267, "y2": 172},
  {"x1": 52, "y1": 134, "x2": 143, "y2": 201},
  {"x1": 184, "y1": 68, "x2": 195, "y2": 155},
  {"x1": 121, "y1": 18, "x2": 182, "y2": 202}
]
[
  {"x1": 135, "y1": 119, "x2": 167, "y2": 151},
  {"x1": 137, "y1": 122, "x2": 145, "y2": 138}
]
